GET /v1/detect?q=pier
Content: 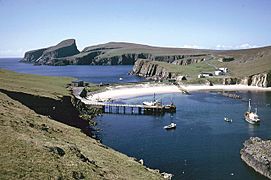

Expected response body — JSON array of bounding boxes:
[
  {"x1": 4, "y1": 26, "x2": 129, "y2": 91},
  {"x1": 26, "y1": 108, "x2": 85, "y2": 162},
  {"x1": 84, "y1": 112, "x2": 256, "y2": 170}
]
[
  {"x1": 72, "y1": 87, "x2": 176, "y2": 116},
  {"x1": 86, "y1": 102, "x2": 176, "y2": 115}
]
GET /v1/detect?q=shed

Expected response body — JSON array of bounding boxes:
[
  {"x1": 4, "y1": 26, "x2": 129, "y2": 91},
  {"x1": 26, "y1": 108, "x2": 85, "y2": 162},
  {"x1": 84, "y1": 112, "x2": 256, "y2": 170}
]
[
  {"x1": 215, "y1": 70, "x2": 224, "y2": 76},
  {"x1": 72, "y1": 80, "x2": 84, "y2": 87},
  {"x1": 219, "y1": 68, "x2": 228, "y2": 73}
]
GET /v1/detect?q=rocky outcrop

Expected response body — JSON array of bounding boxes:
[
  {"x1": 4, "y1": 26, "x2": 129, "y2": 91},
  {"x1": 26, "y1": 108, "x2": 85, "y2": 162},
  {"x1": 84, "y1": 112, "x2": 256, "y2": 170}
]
[
  {"x1": 240, "y1": 137, "x2": 271, "y2": 179},
  {"x1": 223, "y1": 77, "x2": 238, "y2": 85},
  {"x1": 21, "y1": 39, "x2": 80, "y2": 65},
  {"x1": 21, "y1": 48, "x2": 48, "y2": 63},
  {"x1": 240, "y1": 72, "x2": 271, "y2": 87},
  {"x1": 132, "y1": 59, "x2": 176, "y2": 80},
  {"x1": 172, "y1": 56, "x2": 206, "y2": 65}
]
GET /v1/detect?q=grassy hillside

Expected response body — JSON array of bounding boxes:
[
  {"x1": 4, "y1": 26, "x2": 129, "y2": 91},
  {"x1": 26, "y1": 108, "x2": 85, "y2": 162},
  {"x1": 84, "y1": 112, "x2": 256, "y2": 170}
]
[
  {"x1": 0, "y1": 69, "x2": 164, "y2": 180},
  {"x1": 82, "y1": 42, "x2": 215, "y2": 58},
  {"x1": 0, "y1": 69, "x2": 73, "y2": 99}
]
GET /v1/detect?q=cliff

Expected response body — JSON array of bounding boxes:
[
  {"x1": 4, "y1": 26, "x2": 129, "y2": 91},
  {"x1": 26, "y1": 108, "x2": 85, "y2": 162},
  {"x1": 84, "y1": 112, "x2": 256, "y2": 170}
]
[
  {"x1": 132, "y1": 59, "x2": 176, "y2": 80},
  {"x1": 22, "y1": 41, "x2": 214, "y2": 65},
  {"x1": 21, "y1": 39, "x2": 80, "y2": 65},
  {"x1": 240, "y1": 137, "x2": 271, "y2": 179},
  {"x1": 240, "y1": 72, "x2": 271, "y2": 87},
  {"x1": 0, "y1": 69, "x2": 165, "y2": 180}
]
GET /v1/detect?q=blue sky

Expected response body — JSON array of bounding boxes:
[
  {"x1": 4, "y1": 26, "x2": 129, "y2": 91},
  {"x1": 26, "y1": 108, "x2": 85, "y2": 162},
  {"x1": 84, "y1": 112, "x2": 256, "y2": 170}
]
[{"x1": 0, "y1": 0, "x2": 271, "y2": 57}]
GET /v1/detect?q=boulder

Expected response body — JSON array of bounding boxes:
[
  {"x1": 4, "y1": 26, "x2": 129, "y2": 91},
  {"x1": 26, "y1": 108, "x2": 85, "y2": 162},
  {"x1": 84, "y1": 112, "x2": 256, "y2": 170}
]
[{"x1": 223, "y1": 78, "x2": 238, "y2": 85}]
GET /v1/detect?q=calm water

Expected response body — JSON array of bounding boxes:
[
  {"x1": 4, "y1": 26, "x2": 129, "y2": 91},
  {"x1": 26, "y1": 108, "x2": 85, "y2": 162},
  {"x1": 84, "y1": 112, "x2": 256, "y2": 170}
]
[
  {"x1": 0, "y1": 58, "x2": 143, "y2": 83},
  {"x1": 96, "y1": 93, "x2": 271, "y2": 180},
  {"x1": 1, "y1": 58, "x2": 271, "y2": 179}
]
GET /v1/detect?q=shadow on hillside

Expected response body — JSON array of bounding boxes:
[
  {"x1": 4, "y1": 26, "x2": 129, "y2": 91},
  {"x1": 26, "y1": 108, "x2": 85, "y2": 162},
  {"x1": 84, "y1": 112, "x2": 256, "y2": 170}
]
[{"x1": 0, "y1": 89, "x2": 93, "y2": 137}]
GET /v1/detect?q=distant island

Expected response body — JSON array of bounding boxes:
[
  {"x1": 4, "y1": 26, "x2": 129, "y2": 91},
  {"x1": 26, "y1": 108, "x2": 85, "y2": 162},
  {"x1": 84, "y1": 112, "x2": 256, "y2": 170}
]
[{"x1": 21, "y1": 39, "x2": 271, "y2": 87}]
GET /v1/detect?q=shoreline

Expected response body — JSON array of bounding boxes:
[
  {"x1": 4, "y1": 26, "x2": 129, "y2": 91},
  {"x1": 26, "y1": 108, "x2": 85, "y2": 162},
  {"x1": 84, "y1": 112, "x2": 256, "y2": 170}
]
[{"x1": 86, "y1": 83, "x2": 271, "y2": 102}]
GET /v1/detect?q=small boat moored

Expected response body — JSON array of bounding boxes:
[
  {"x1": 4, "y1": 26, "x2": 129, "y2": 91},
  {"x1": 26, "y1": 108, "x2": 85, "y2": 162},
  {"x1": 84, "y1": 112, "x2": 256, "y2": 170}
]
[
  {"x1": 224, "y1": 117, "x2": 232, "y2": 123},
  {"x1": 164, "y1": 123, "x2": 177, "y2": 130}
]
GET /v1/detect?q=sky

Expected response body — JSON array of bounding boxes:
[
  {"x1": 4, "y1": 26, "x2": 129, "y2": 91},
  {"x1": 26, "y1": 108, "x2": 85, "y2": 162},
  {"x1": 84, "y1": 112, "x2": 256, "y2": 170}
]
[{"x1": 0, "y1": 0, "x2": 271, "y2": 57}]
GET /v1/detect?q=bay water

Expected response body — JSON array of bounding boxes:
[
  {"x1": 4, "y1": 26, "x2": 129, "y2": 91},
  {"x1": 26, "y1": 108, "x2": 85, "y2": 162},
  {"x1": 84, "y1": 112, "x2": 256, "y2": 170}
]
[{"x1": 1, "y1": 58, "x2": 270, "y2": 179}]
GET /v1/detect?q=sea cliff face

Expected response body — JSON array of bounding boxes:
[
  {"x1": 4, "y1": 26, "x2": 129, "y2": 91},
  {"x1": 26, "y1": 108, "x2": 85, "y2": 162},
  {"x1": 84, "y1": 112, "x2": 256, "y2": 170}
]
[
  {"x1": 240, "y1": 72, "x2": 271, "y2": 87},
  {"x1": 132, "y1": 59, "x2": 176, "y2": 80},
  {"x1": 21, "y1": 39, "x2": 80, "y2": 65},
  {"x1": 240, "y1": 137, "x2": 271, "y2": 179}
]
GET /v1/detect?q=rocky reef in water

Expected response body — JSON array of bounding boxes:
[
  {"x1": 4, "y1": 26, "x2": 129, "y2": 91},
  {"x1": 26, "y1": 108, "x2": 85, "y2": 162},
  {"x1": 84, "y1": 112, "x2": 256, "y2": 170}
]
[{"x1": 240, "y1": 137, "x2": 271, "y2": 179}]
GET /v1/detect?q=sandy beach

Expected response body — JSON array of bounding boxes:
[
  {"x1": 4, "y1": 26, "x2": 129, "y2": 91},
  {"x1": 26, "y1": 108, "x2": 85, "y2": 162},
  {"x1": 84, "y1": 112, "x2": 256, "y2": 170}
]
[{"x1": 86, "y1": 83, "x2": 271, "y2": 102}]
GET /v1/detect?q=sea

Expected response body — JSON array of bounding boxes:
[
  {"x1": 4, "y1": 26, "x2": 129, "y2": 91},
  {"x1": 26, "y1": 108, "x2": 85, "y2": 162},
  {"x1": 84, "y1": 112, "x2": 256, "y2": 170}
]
[{"x1": 1, "y1": 58, "x2": 270, "y2": 180}]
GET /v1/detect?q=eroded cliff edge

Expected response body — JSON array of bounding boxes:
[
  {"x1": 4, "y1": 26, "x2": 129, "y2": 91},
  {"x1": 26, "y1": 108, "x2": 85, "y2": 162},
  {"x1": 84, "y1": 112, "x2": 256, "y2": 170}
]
[
  {"x1": 0, "y1": 69, "x2": 166, "y2": 180},
  {"x1": 132, "y1": 58, "x2": 271, "y2": 87},
  {"x1": 21, "y1": 39, "x2": 80, "y2": 65},
  {"x1": 240, "y1": 137, "x2": 271, "y2": 179}
]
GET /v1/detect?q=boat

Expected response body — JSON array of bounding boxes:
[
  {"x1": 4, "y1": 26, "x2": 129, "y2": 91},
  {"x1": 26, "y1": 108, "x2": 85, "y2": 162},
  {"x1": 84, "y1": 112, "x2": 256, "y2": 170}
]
[
  {"x1": 224, "y1": 117, "x2": 232, "y2": 123},
  {"x1": 143, "y1": 100, "x2": 161, "y2": 106},
  {"x1": 143, "y1": 93, "x2": 161, "y2": 106},
  {"x1": 119, "y1": 77, "x2": 123, "y2": 81},
  {"x1": 244, "y1": 99, "x2": 260, "y2": 124},
  {"x1": 164, "y1": 123, "x2": 176, "y2": 130}
]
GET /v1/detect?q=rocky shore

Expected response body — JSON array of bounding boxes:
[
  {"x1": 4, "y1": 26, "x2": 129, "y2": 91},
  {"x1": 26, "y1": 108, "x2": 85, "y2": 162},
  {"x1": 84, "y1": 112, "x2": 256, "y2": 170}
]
[{"x1": 240, "y1": 137, "x2": 271, "y2": 179}]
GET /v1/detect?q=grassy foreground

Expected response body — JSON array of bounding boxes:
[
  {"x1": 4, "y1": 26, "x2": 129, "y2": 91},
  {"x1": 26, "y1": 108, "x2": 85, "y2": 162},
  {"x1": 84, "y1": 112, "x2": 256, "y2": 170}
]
[{"x1": 0, "y1": 69, "x2": 163, "y2": 180}]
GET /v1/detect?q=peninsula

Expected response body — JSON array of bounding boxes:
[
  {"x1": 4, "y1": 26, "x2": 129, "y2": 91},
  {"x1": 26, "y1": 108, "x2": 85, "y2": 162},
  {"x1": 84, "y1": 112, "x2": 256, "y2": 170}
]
[{"x1": 21, "y1": 39, "x2": 271, "y2": 88}]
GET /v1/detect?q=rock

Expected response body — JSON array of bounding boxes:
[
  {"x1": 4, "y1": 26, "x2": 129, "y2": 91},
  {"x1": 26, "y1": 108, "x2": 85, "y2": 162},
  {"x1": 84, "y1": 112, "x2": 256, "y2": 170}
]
[
  {"x1": 205, "y1": 79, "x2": 213, "y2": 86},
  {"x1": 161, "y1": 172, "x2": 173, "y2": 179},
  {"x1": 240, "y1": 137, "x2": 271, "y2": 179},
  {"x1": 72, "y1": 171, "x2": 85, "y2": 179},
  {"x1": 132, "y1": 59, "x2": 176, "y2": 80},
  {"x1": 47, "y1": 146, "x2": 65, "y2": 157},
  {"x1": 21, "y1": 48, "x2": 47, "y2": 63},
  {"x1": 223, "y1": 77, "x2": 238, "y2": 85},
  {"x1": 240, "y1": 72, "x2": 271, "y2": 87}
]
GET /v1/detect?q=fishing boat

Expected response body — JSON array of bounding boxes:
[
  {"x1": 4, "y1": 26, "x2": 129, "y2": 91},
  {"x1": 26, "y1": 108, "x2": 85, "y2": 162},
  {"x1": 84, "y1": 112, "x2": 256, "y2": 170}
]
[
  {"x1": 224, "y1": 117, "x2": 232, "y2": 123},
  {"x1": 143, "y1": 93, "x2": 161, "y2": 106},
  {"x1": 164, "y1": 123, "x2": 176, "y2": 130},
  {"x1": 244, "y1": 99, "x2": 260, "y2": 124}
]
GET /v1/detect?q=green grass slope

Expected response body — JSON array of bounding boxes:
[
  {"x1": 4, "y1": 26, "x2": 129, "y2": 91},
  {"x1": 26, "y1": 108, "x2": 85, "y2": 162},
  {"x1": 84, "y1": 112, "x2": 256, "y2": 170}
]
[{"x1": 0, "y1": 69, "x2": 164, "y2": 180}]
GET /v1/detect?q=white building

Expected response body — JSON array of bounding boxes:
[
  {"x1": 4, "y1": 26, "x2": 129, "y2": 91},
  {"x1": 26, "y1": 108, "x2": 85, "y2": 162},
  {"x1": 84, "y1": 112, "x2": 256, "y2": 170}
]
[
  {"x1": 218, "y1": 67, "x2": 228, "y2": 73},
  {"x1": 214, "y1": 70, "x2": 224, "y2": 76}
]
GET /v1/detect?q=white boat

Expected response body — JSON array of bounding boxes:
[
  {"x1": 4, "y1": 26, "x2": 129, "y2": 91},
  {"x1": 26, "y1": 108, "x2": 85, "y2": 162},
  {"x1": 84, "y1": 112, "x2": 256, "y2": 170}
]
[
  {"x1": 224, "y1": 117, "x2": 232, "y2": 123},
  {"x1": 119, "y1": 77, "x2": 123, "y2": 81},
  {"x1": 143, "y1": 93, "x2": 161, "y2": 106},
  {"x1": 164, "y1": 123, "x2": 176, "y2": 130},
  {"x1": 143, "y1": 100, "x2": 161, "y2": 106},
  {"x1": 244, "y1": 99, "x2": 260, "y2": 124}
]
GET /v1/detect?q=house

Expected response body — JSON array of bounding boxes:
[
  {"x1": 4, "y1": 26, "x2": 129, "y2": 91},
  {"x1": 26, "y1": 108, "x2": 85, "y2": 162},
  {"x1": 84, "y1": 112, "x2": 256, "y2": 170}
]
[
  {"x1": 71, "y1": 80, "x2": 84, "y2": 87},
  {"x1": 198, "y1": 72, "x2": 213, "y2": 78},
  {"x1": 214, "y1": 70, "x2": 224, "y2": 76},
  {"x1": 218, "y1": 67, "x2": 228, "y2": 73}
]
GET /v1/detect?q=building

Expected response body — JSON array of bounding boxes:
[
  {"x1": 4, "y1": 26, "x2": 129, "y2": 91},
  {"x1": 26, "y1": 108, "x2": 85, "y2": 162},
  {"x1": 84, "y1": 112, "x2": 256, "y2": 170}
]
[
  {"x1": 198, "y1": 72, "x2": 213, "y2": 78},
  {"x1": 218, "y1": 67, "x2": 228, "y2": 73},
  {"x1": 214, "y1": 70, "x2": 224, "y2": 76},
  {"x1": 71, "y1": 80, "x2": 84, "y2": 87}
]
